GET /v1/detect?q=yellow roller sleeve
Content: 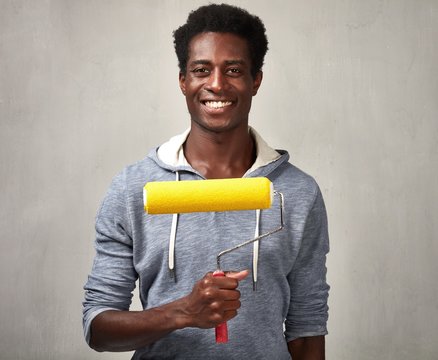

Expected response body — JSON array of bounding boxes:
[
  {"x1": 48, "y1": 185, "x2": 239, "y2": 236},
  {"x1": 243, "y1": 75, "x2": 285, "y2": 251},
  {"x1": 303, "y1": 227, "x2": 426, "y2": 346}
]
[{"x1": 144, "y1": 177, "x2": 273, "y2": 214}]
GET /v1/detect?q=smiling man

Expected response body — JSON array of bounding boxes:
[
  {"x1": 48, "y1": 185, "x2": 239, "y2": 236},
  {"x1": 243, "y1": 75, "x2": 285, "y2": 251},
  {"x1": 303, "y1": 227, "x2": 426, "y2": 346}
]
[{"x1": 83, "y1": 4, "x2": 329, "y2": 359}]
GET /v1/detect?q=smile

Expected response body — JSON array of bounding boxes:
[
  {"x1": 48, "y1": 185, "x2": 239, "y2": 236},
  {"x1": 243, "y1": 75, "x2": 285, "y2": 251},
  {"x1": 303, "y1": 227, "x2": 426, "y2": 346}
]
[{"x1": 203, "y1": 101, "x2": 233, "y2": 109}]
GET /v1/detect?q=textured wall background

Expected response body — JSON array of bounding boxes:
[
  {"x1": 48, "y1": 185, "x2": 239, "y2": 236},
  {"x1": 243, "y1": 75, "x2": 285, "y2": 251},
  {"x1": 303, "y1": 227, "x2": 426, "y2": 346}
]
[{"x1": 1, "y1": 1, "x2": 437, "y2": 359}]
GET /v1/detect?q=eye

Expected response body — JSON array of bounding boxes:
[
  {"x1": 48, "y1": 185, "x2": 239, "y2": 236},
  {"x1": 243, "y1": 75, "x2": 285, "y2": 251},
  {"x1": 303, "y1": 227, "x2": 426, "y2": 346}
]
[
  {"x1": 226, "y1": 67, "x2": 242, "y2": 76},
  {"x1": 191, "y1": 67, "x2": 210, "y2": 76}
]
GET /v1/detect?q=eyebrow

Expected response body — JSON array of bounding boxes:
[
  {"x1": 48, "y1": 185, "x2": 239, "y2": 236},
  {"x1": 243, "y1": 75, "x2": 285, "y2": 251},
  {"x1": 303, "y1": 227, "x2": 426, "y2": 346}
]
[
  {"x1": 190, "y1": 60, "x2": 210, "y2": 66},
  {"x1": 225, "y1": 60, "x2": 246, "y2": 66},
  {"x1": 189, "y1": 59, "x2": 247, "y2": 66}
]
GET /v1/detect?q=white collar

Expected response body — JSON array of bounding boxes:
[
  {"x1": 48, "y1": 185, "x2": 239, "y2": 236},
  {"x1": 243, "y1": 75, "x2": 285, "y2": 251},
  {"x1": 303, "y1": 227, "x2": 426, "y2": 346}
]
[{"x1": 157, "y1": 127, "x2": 281, "y2": 175}]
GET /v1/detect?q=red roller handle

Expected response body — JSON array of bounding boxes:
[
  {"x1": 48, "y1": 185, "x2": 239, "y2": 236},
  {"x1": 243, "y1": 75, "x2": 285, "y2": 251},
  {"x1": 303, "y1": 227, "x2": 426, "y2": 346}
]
[{"x1": 213, "y1": 270, "x2": 228, "y2": 343}]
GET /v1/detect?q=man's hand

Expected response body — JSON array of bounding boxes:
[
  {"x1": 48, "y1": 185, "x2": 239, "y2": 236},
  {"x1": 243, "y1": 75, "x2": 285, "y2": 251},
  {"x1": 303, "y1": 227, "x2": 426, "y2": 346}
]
[
  {"x1": 180, "y1": 270, "x2": 249, "y2": 329},
  {"x1": 90, "y1": 270, "x2": 248, "y2": 352}
]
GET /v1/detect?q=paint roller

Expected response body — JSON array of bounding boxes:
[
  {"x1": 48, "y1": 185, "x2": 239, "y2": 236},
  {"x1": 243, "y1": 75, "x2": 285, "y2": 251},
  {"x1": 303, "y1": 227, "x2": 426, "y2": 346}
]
[{"x1": 143, "y1": 177, "x2": 284, "y2": 343}]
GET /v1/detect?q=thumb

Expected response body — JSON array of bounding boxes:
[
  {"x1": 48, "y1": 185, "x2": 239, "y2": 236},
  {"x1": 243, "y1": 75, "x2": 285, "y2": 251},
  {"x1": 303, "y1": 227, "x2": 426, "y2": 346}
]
[{"x1": 225, "y1": 269, "x2": 249, "y2": 281}]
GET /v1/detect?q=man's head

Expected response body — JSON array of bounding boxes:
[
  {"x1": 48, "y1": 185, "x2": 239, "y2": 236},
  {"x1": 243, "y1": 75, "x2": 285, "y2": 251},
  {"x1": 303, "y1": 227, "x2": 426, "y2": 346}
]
[{"x1": 173, "y1": 4, "x2": 268, "y2": 79}]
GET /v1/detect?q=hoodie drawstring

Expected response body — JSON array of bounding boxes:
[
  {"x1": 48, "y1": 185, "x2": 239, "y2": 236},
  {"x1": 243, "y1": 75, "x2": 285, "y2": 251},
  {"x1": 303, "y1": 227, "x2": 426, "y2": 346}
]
[
  {"x1": 168, "y1": 172, "x2": 261, "y2": 289},
  {"x1": 168, "y1": 171, "x2": 179, "y2": 281},
  {"x1": 253, "y1": 209, "x2": 261, "y2": 291}
]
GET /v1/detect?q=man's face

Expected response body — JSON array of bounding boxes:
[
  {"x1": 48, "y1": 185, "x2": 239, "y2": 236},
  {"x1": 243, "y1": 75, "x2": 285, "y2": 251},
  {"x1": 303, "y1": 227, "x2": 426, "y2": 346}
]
[{"x1": 179, "y1": 32, "x2": 262, "y2": 133}]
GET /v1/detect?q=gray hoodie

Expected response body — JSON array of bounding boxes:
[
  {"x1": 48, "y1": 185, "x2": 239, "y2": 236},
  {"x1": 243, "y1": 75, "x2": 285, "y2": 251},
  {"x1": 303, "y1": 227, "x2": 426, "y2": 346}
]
[{"x1": 83, "y1": 128, "x2": 329, "y2": 359}]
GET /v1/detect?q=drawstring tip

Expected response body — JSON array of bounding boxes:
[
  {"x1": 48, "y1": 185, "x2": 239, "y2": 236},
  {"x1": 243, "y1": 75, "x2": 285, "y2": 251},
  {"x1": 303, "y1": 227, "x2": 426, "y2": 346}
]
[
  {"x1": 169, "y1": 268, "x2": 177, "y2": 282},
  {"x1": 252, "y1": 280, "x2": 257, "y2": 291}
]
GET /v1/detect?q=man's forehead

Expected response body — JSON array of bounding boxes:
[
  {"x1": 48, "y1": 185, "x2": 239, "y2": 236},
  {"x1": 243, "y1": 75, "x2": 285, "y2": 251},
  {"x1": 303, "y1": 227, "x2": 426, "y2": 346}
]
[{"x1": 187, "y1": 32, "x2": 251, "y2": 62}]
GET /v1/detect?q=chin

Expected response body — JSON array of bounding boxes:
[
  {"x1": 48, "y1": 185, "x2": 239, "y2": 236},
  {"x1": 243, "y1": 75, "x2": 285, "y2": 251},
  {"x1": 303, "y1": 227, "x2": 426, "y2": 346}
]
[
  {"x1": 192, "y1": 117, "x2": 244, "y2": 133},
  {"x1": 198, "y1": 123, "x2": 239, "y2": 134}
]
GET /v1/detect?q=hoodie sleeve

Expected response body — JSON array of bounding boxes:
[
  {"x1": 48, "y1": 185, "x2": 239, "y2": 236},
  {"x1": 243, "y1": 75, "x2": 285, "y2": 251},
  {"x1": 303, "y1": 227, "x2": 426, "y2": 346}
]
[
  {"x1": 82, "y1": 170, "x2": 138, "y2": 345},
  {"x1": 284, "y1": 185, "x2": 330, "y2": 341}
]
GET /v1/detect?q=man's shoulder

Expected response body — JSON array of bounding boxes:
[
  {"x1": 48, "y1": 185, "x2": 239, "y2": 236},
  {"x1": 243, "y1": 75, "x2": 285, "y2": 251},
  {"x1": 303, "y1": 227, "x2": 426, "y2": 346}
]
[
  {"x1": 273, "y1": 159, "x2": 321, "y2": 198},
  {"x1": 107, "y1": 149, "x2": 171, "y2": 192},
  {"x1": 123, "y1": 152, "x2": 157, "y2": 177}
]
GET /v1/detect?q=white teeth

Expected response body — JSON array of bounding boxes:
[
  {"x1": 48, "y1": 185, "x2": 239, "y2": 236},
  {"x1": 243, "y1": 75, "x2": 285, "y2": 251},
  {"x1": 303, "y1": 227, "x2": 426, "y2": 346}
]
[{"x1": 204, "y1": 101, "x2": 232, "y2": 109}]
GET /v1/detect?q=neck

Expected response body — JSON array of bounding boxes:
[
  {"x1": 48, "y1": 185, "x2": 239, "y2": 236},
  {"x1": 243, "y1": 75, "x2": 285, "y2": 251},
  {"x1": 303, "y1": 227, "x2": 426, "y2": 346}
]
[{"x1": 184, "y1": 123, "x2": 256, "y2": 179}]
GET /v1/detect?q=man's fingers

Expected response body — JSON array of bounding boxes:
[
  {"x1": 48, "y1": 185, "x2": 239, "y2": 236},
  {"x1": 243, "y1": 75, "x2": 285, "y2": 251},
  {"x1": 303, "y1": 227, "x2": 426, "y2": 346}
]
[
  {"x1": 218, "y1": 289, "x2": 241, "y2": 301},
  {"x1": 224, "y1": 269, "x2": 249, "y2": 281}
]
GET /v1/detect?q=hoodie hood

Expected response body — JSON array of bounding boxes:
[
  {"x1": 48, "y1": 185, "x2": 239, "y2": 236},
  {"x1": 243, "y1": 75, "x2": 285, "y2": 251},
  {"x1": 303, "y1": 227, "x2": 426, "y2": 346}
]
[{"x1": 149, "y1": 126, "x2": 289, "y2": 178}]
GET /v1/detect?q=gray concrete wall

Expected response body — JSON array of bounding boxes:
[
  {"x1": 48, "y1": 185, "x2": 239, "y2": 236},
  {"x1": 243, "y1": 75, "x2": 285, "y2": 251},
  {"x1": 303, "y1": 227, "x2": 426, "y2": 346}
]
[{"x1": 1, "y1": 1, "x2": 437, "y2": 359}]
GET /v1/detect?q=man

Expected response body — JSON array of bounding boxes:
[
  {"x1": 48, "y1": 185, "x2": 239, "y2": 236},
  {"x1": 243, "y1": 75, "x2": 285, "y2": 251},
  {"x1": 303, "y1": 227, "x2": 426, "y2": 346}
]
[{"x1": 83, "y1": 4, "x2": 329, "y2": 359}]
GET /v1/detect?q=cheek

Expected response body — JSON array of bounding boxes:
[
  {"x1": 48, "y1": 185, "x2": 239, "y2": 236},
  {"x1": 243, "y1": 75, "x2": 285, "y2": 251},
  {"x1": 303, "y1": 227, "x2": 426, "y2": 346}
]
[{"x1": 185, "y1": 96, "x2": 199, "y2": 114}]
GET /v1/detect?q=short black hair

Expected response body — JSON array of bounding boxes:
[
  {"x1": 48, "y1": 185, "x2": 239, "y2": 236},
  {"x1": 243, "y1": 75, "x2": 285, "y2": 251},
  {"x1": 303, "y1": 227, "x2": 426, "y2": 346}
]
[{"x1": 173, "y1": 3, "x2": 268, "y2": 78}]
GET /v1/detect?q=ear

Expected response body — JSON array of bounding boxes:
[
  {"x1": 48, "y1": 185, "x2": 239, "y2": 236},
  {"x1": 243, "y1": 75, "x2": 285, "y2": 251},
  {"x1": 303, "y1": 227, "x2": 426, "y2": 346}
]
[
  {"x1": 179, "y1": 72, "x2": 186, "y2": 95},
  {"x1": 252, "y1": 71, "x2": 263, "y2": 96}
]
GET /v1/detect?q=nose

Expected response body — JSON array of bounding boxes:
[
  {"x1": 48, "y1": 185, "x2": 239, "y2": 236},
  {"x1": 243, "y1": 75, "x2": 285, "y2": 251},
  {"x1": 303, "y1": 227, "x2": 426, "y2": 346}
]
[{"x1": 205, "y1": 69, "x2": 225, "y2": 93}]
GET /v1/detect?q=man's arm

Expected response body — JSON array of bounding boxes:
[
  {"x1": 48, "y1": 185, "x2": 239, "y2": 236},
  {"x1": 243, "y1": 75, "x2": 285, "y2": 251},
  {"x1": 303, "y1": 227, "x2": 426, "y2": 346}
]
[
  {"x1": 285, "y1": 185, "x2": 329, "y2": 357},
  {"x1": 288, "y1": 336, "x2": 325, "y2": 360},
  {"x1": 89, "y1": 271, "x2": 248, "y2": 352}
]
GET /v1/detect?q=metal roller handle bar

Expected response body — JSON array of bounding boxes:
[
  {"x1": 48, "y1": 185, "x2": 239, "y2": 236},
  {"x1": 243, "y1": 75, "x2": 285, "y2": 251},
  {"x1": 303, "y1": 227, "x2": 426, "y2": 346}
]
[{"x1": 216, "y1": 191, "x2": 285, "y2": 271}]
